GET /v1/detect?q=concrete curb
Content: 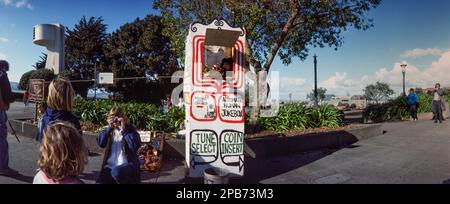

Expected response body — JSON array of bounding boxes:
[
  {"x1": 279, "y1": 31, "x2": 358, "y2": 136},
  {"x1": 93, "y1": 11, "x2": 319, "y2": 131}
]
[
  {"x1": 164, "y1": 124, "x2": 383, "y2": 160},
  {"x1": 9, "y1": 119, "x2": 104, "y2": 153}
]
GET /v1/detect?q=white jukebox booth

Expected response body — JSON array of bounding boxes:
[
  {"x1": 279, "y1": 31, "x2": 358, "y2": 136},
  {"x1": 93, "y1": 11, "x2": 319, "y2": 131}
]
[{"x1": 184, "y1": 18, "x2": 246, "y2": 178}]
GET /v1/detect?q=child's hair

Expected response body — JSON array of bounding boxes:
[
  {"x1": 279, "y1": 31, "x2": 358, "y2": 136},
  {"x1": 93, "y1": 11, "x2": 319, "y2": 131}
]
[
  {"x1": 38, "y1": 121, "x2": 87, "y2": 181},
  {"x1": 47, "y1": 78, "x2": 75, "y2": 112},
  {"x1": 410, "y1": 88, "x2": 415, "y2": 92},
  {"x1": 436, "y1": 83, "x2": 441, "y2": 88}
]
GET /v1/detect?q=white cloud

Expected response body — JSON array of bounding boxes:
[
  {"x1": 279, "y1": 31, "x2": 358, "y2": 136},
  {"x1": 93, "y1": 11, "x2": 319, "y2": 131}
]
[
  {"x1": 0, "y1": 37, "x2": 9, "y2": 43},
  {"x1": 1, "y1": 0, "x2": 33, "y2": 10},
  {"x1": 401, "y1": 48, "x2": 445, "y2": 58},
  {"x1": 2, "y1": 0, "x2": 13, "y2": 6},
  {"x1": 0, "y1": 53, "x2": 6, "y2": 60},
  {"x1": 320, "y1": 50, "x2": 450, "y2": 96},
  {"x1": 321, "y1": 72, "x2": 357, "y2": 89},
  {"x1": 280, "y1": 77, "x2": 306, "y2": 88},
  {"x1": 276, "y1": 76, "x2": 308, "y2": 100}
]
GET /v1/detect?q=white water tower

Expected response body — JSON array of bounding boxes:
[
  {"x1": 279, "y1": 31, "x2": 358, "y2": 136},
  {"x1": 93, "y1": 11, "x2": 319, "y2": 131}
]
[{"x1": 33, "y1": 23, "x2": 65, "y2": 74}]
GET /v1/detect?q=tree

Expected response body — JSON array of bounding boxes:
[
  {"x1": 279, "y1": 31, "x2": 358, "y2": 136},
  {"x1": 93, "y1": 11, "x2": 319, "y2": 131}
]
[
  {"x1": 103, "y1": 15, "x2": 179, "y2": 103},
  {"x1": 32, "y1": 53, "x2": 47, "y2": 70},
  {"x1": 65, "y1": 16, "x2": 109, "y2": 97},
  {"x1": 363, "y1": 82, "x2": 394, "y2": 104},
  {"x1": 18, "y1": 69, "x2": 55, "y2": 91},
  {"x1": 307, "y1": 87, "x2": 327, "y2": 103},
  {"x1": 154, "y1": 0, "x2": 382, "y2": 119}
]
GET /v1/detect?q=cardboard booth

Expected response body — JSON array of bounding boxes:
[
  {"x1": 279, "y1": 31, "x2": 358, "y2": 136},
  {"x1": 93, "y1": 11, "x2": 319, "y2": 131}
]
[{"x1": 184, "y1": 18, "x2": 246, "y2": 178}]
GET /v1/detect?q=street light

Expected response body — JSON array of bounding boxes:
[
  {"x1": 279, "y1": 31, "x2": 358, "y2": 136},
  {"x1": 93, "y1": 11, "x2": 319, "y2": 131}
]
[
  {"x1": 400, "y1": 64, "x2": 407, "y2": 96},
  {"x1": 314, "y1": 54, "x2": 318, "y2": 107}
]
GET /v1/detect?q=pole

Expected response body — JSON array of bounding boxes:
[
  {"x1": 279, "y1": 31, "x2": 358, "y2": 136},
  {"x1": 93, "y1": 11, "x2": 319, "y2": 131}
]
[
  {"x1": 314, "y1": 55, "x2": 318, "y2": 107},
  {"x1": 403, "y1": 71, "x2": 406, "y2": 96},
  {"x1": 94, "y1": 63, "x2": 97, "y2": 100},
  {"x1": 8, "y1": 120, "x2": 20, "y2": 143}
]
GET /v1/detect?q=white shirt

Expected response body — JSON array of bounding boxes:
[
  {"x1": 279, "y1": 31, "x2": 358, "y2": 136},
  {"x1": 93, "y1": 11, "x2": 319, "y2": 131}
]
[
  {"x1": 434, "y1": 91, "x2": 441, "y2": 101},
  {"x1": 33, "y1": 171, "x2": 83, "y2": 184},
  {"x1": 106, "y1": 129, "x2": 128, "y2": 168}
]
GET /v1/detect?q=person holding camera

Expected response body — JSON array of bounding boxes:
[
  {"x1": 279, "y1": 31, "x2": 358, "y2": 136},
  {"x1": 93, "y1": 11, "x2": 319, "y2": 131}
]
[
  {"x1": 0, "y1": 60, "x2": 18, "y2": 176},
  {"x1": 431, "y1": 83, "x2": 445, "y2": 124},
  {"x1": 96, "y1": 106, "x2": 141, "y2": 184}
]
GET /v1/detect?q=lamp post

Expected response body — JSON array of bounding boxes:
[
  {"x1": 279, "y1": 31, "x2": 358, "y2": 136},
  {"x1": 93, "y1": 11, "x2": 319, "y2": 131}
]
[
  {"x1": 401, "y1": 64, "x2": 407, "y2": 96},
  {"x1": 289, "y1": 93, "x2": 292, "y2": 103},
  {"x1": 314, "y1": 54, "x2": 318, "y2": 107}
]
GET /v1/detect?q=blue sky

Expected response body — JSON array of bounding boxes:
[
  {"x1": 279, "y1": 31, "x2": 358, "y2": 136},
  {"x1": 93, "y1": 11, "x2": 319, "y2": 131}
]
[{"x1": 1, "y1": 0, "x2": 450, "y2": 100}]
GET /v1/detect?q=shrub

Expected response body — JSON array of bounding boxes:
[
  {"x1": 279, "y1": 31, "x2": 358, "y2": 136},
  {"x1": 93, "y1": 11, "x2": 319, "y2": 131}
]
[
  {"x1": 309, "y1": 104, "x2": 343, "y2": 128},
  {"x1": 417, "y1": 93, "x2": 432, "y2": 113},
  {"x1": 258, "y1": 104, "x2": 311, "y2": 131},
  {"x1": 74, "y1": 99, "x2": 344, "y2": 133},
  {"x1": 257, "y1": 104, "x2": 342, "y2": 131},
  {"x1": 363, "y1": 95, "x2": 410, "y2": 123},
  {"x1": 73, "y1": 98, "x2": 184, "y2": 132}
]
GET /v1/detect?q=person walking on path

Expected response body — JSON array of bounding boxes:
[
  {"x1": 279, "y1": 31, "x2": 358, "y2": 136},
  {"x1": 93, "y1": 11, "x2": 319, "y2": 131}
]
[
  {"x1": 407, "y1": 88, "x2": 420, "y2": 121},
  {"x1": 431, "y1": 83, "x2": 445, "y2": 124},
  {"x1": 0, "y1": 60, "x2": 19, "y2": 176}
]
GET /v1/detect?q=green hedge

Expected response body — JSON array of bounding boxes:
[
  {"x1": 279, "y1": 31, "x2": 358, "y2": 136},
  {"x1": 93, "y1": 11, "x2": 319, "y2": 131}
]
[
  {"x1": 73, "y1": 98, "x2": 185, "y2": 132},
  {"x1": 256, "y1": 104, "x2": 343, "y2": 131},
  {"x1": 75, "y1": 98, "x2": 343, "y2": 133},
  {"x1": 363, "y1": 93, "x2": 450, "y2": 123},
  {"x1": 417, "y1": 93, "x2": 450, "y2": 113}
]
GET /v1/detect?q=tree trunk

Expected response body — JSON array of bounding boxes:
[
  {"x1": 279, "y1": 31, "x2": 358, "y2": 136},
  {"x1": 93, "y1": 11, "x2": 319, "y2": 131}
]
[{"x1": 249, "y1": 74, "x2": 260, "y2": 124}]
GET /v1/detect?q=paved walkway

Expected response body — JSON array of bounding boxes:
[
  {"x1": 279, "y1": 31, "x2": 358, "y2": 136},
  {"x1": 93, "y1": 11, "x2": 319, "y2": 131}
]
[
  {"x1": 260, "y1": 120, "x2": 450, "y2": 184},
  {"x1": 1, "y1": 102, "x2": 450, "y2": 184}
]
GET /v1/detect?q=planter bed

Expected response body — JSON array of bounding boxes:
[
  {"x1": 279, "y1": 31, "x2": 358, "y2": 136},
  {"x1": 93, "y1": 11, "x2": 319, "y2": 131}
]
[{"x1": 9, "y1": 119, "x2": 383, "y2": 161}]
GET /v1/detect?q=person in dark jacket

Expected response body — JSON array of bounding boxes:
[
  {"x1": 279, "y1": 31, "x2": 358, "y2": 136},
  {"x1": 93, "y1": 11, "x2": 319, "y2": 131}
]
[
  {"x1": 0, "y1": 60, "x2": 19, "y2": 176},
  {"x1": 97, "y1": 106, "x2": 141, "y2": 184},
  {"x1": 407, "y1": 88, "x2": 420, "y2": 121},
  {"x1": 36, "y1": 78, "x2": 81, "y2": 142}
]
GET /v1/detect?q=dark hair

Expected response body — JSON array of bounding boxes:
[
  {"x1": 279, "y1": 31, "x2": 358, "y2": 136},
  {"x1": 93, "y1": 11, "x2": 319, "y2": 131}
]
[
  {"x1": 409, "y1": 88, "x2": 415, "y2": 92},
  {"x1": 0, "y1": 60, "x2": 9, "y2": 71},
  {"x1": 39, "y1": 102, "x2": 48, "y2": 109},
  {"x1": 436, "y1": 83, "x2": 441, "y2": 88},
  {"x1": 221, "y1": 58, "x2": 233, "y2": 68}
]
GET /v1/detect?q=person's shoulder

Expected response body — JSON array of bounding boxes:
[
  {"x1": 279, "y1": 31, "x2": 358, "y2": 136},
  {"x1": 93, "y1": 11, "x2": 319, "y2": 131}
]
[
  {"x1": 33, "y1": 171, "x2": 51, "y2": 184},
  {"x1": 65, "y1": 112, "x2": 81, "y2": 125},
  {"x1": 59, "y1": 177, "x2": 84, "y2": 184}
]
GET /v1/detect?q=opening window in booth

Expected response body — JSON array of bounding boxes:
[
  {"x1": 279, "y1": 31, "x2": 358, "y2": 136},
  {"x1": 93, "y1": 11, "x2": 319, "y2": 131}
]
[{"x1": 202, "y1": 29, "x2": 240, "y2": 81}]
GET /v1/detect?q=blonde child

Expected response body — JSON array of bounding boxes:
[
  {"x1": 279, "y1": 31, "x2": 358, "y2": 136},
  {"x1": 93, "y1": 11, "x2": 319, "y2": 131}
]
[{"x1": 33, "y1": 121, "x2": 88, "y2": 184}]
